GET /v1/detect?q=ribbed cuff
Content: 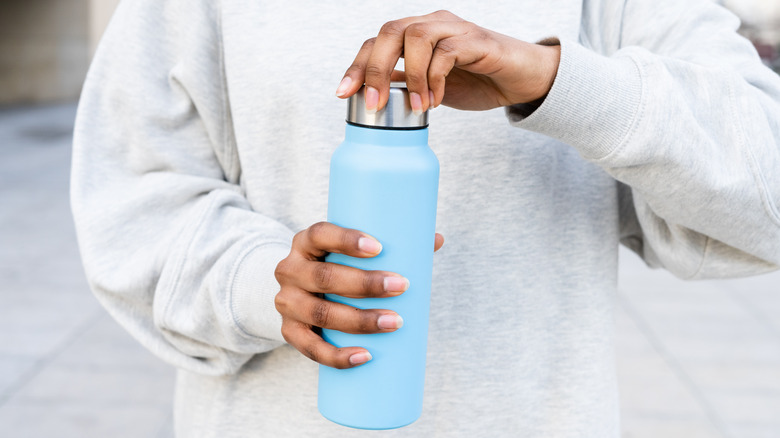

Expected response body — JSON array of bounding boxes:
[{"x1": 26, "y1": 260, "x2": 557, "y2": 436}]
[
  {"x1": 229, "y1": 241, "x2": 291, "y2": 344},
  {"x1": 506, "y1": 39, "x2": 644, "y2": 161}
]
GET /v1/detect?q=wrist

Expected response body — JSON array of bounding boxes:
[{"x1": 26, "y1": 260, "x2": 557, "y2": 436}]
[
  {"x1": 502, "y1": 38, "x2": 561, "y2": 105},
  {"x1": 529, "y1": 40, "x2": 561, "y2": 103},
  {"x1": 506, "y1": 39, "x2": 643, "y2": 160}
]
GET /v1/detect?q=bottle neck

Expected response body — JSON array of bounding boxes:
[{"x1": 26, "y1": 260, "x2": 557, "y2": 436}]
[{"x1": 344, "y1": 123, "x2": 428, "y2": 147}]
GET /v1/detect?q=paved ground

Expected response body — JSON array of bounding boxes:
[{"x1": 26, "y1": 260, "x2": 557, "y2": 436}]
[{"x1": 0, "y1": 103, "x2": 778, "y2": 437}]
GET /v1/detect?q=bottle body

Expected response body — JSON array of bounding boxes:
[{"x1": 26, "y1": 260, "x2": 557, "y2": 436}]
[{"x1": 318, "y1": 123, "x2": 439, "y2": 429}]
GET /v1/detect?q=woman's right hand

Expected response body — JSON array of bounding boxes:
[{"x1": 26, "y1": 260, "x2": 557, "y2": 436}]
[{"x1": 274, "y1": 221, "x2": 443, "y2": 369}]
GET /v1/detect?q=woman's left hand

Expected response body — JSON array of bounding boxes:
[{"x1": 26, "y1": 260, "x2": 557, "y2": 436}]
[{"x1": 335, "y1": 10, "x2": 561, "y2": 113}]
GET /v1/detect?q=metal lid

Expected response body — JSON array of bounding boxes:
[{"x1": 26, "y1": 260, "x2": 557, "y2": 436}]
[{"x1": 347, "y1": 82, "x2": 429, "y2": 129}]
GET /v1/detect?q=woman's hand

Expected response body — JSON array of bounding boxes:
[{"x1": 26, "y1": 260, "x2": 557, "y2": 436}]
[
  {"x1": 274, "y1": 222, "x2": 444, "y2": 369},
  {"x1": 335, "y1": 10, "x2": 561, "y2": 112}
]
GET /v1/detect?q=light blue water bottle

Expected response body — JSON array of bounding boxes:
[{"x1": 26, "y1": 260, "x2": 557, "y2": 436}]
[{"x1": 318, "y1": 83, "x2": 439, "y2": 429}]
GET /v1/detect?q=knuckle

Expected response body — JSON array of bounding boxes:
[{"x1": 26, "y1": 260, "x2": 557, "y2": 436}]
[
  {"x1": 361, "y1": 37, "x2": 376, "y2": 50},
  {"x1": 364, "y1": 64, "x2": 388, "y2": 80},
  {"x1": 435, "y1": 39, "x2": 457, "y2": 56},
  {"x1": 356, "y1": 310, "x2": 377, "y2": 333},
  {"x1": 404, "y1": 71, "x2": 426, "y2": 87},
  {"x1": 363, "y1": 272, "x2": 383, "y2": 297},
  {"x1": 311, "y1": 300, "x2": 332, "y2": 328},
  {"x1": 332, "y1": 349, "x2": 351, "y2": 369},
  {"x1": 307, "y1": 221, "x2": 329, "y2": 244},
  {"x1": 279, "y1": 320, "x2": 295, "y2": 344},
  {"x1": 428, "y1": 74, "x2": 444, "y2": 88},
  {"x1": 273, "y1": 290, "x2": 287, "y2": 313},
  {"x1": 348, "y1": 62, "x2": 364, "y2": 73},
  {"x1": 274, "y1": 259, "x2": 290, "y2": 282},
  {"x1": 291, "y1": 230, "x2": 306, "y2": 248},
  {"x1": 405, "y1": 23, "x2": 430, "y2": 41},
  {"x1": 379, "y1": 20, "x2": 405, "y2": 38},
  {"x1": 313, "y1": 263, "x2": 335, "y2": 291},
  {"x1": 340, "y1": 228, "x2": 358, "y2": 251}
]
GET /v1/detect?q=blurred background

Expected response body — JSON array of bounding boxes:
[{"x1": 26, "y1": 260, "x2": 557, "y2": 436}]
[{"x1": 0, "y1": 1, "x2": 778, "y2": 437}]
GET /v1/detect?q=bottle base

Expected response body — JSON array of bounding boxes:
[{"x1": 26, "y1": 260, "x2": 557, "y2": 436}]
[{"x1": 318, "y1": 408, "x2": 420, "y2": 430}]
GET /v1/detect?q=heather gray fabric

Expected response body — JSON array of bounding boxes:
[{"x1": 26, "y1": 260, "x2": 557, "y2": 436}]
[{"x1": 70, "y1": 0, "x2": 780, "y2": 436}]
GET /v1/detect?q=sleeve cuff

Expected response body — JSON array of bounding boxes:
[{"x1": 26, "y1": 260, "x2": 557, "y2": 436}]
[
  {"x1": 229, "y1": 241, "x2": 291, "y2": 345},
  {"x1": 506, "y1": 39, "x2": 644, "y2": 161}
]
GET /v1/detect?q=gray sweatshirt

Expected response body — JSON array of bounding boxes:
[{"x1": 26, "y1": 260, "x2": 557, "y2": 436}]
[{"x1": 70, "y1": 0, "x2": 780, "y2": 436}]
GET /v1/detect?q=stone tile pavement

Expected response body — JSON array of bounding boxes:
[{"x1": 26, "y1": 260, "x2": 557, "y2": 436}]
[
  {"x1": 0, "y1": 103, "x2": 778, "y2": 437},
  {"x1": 0, "y1": 103, "x2": 174, "y2": 438}
]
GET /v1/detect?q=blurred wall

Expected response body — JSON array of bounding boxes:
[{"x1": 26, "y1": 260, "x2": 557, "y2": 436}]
[
  {"x1": 89, "y1": 0, "x2": 121, "y2": 56},
  {"x1": 0, "y1": 0, "x2": 119, "y2": 105},
  {"x1": 722, "y1": 0, "x2": 780, "y2": 45}
]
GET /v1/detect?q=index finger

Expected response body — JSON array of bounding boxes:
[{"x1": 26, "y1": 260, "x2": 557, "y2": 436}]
[
  {"x1": 294, "y1": 221, "x2": 382, "y2": 260},
  {"x1": 362, "y1": 11, "x2": 463, "y2": 111},
  {"x1": 335, "y1": 19, "x2": 416, "y2": 111},
  {"x1": 362, "y1": 18, "x2": 414, "y2": 112}
]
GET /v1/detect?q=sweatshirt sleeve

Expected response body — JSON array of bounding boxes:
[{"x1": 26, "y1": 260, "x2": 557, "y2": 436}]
[
  {"x1": 507, "y1": 0, "x2": 780, "y2": 279},
  {"x1": 70, "y1": 0, "x2": 293, "y2": 376}
]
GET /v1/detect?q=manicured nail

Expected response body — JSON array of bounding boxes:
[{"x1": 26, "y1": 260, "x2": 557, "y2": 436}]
[
  {"x1": 383, "y1": 276, "x2": 409, "y2": 294},
  {"x1": 429, "y1": 90, "x2": 435, "y2": 108},
  {"x1": 365, "y1": 86, "x2": 379, "y2": 114},
  {"x1": 377, "y1": 314, "x2": 404, "y2": 330},
  {"x1": 349, "y1": 351, "x2": 372, "y2": 366},
  {"x1": 410, "y1": 92, "x2": 423, "y2": 115},
  {"x1": 335, "y1": 76, "x2": 352, "y2": 97},
  {"x1": 358, "y1": 237, "x2": 382, "y2": 255}
]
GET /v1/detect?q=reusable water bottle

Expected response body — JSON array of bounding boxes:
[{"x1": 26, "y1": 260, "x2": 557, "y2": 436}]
[{"x1": 318, "y1": 84, "x2": 439, "y2": 429}]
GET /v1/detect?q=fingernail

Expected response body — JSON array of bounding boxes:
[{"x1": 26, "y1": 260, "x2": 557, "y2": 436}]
[
  {"x1": 410, "y1": 92, "x2": 423, "y2": 115},
  {"x1": 335, "y1": 76, "x2": 352, "y2": 97},
  {"x1": 365, "y1": 86, "x2": 379, "y2": 114},
  {"x1": 383, "y1": 276, "x2": 409, "y2": 294},
  {"x1": 358, "y1": 237, "x2": 382, "y2": 255},
  {"x1": 349, "y1": 351, "x2": 372, "y2": 366},
  {"x1": 377, "y1": 314, "x2": 404, "y2": 330},
  {"x1": 429, "y1": 90, "x2": 436, "y2": 108}
]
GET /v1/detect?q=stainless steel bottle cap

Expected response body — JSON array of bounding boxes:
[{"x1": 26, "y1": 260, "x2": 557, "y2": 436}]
[{"x1": 347, "y1": 82, "x2": 429, "y2": 129}]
